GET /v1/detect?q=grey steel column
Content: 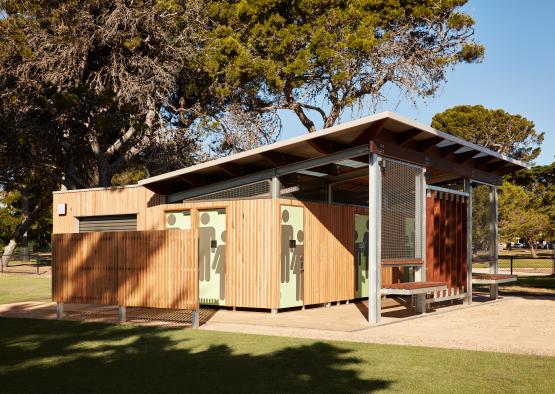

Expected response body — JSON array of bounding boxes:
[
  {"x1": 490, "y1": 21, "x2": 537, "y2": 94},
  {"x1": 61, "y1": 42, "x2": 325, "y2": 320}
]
[
  {"x1": 490, "y1": 186, "x2": 499, "y2": 300},
  {"x1": 368, "y1": 153, "x2": 382, "y2": 324},
  {"x1": 415, "y1": 169, "x2": 427, "y2": 314},
  {"x1": 271, "y1": 174, "x2": 279, "y2": 199},
  {"x1": 56, "y1": 302, "x2": 64, "y2": 320},
  {"x1": 192, "y1": 308, "x2": 200, "y2": 328},
  {"x1": 464, "y1": 179, "x2": 473, "y2": 305}
]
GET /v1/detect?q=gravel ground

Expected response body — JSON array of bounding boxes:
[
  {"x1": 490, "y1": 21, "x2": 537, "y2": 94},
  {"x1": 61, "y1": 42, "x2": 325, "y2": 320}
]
[{"x1": 201, "y1": 296, "x2": 555, "y2": 356}]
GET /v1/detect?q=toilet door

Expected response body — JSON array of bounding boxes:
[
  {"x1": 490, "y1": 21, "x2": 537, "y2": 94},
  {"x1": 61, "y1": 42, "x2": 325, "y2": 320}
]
[
  {"x1": 280, "y1": 205, "x2": 304, "y2": 308},
  {"x1": 198, "y1": 209, "x2": 226, "y2": 305}
]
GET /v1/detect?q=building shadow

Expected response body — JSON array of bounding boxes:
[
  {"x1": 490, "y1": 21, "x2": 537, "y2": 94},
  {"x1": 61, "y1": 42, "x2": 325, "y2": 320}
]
[{"x1": 0, "y1": 317, "x2": 393, "y2": 393}]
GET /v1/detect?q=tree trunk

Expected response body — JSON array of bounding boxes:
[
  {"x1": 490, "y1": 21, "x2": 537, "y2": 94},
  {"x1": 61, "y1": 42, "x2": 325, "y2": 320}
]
[
  {"x1": 20, "y1": 186, "x2": 30, "y2": 260},
  {"x1": 1, "y1": 240, "x2": 17, "y2": 267},
  {"x1": 1, "y1": 195, "x2": 50, "y2": 267},
  {"x1": 528, "y1": 239, "x2": 538, "y2": 258}
]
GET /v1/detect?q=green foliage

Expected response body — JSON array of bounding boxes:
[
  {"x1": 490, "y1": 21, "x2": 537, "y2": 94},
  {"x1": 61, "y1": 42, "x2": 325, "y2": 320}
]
[
  {"x1": 432, "y1": 105, "x2": 544, "y2": 162},
  {"x1": 0, "y1": 191, "x2": 20, "y2": 248},
  {"x1": 111, "y1": 166, "x2": 149, "y2": 186},
  {"x1": 505, "y1": 163, "x2": 555, "y2": 239},
  {"x1": 498, "y1": 181, "x2": 550, "y2": 245},
  {"x1": 210, "y1": 0, "x2": 484, "y2": 131}
]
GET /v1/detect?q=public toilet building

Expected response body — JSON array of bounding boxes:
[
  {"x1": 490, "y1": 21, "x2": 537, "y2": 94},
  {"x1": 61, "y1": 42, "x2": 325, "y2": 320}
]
[{"x1": 51, "y1": 112, "x2": 525, "y2": 326}]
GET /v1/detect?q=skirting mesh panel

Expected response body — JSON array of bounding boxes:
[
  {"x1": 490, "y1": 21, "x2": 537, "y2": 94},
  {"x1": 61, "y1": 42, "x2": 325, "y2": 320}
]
[
  {"x1": 381, "y1": 159, "x2": 422, "y2": 260},
  {"x1": 186, "y1": 180, "x2": 271, "y2": 201}
]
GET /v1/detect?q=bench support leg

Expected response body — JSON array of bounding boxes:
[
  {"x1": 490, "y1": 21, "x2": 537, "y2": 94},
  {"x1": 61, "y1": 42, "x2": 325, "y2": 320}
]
[
  {"x1": 118, "y1": 306, "x2": 126, "y2": 323},
  {"x1": 490, "y1": 284, "x2": 498, "y2": 300},
  {"x1": 415, "y1": 294, "x2": 426, "y2": 314}
]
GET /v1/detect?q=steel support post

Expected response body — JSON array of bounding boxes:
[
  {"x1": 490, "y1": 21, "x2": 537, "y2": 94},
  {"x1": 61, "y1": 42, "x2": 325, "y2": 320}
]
[
  {"x1": 192, "y1": 308, "x2": 200, "y2": 328},
  {"x1": 56, "y1": 302, "x2": 64, "y2": 320},
  {"x1": 415, "y1": 168, "x2": 427, "y2": 314},
  {"x1": 271, "y1": 175, "x2": 279, "y2": 199},
  {"x1": 464, "y1": 179, "x2": 473, "y2": 305},
  {"x1": 118, "y1": 305, "x2": 126, "y2": 323},
  {"x1": 368, "y1": 153, "x2": 382, "y2": 324},
  {"x1": 490, "y1": 186, "x2": 499, "y2": 300}
]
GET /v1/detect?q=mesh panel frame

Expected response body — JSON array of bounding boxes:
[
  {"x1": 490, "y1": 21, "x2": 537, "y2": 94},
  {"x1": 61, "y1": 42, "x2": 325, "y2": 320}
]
[
  {"x1": 472, "y1": 183, "x2": 494, "y2": 257},
  {"x1": 380, "y1": 159, "x2": 423, "y2": 260}
]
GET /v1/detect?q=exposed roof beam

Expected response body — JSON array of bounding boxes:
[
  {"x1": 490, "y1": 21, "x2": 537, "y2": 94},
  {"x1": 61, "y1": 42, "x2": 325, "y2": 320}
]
[
  {"x1": 438, "y1": 144, "x2": 462, "y2": 158},
  {"x1": 306, "y1": 138, "x2": 348, "y2": 154},
  {"x1": 351, "y1": 119, "x2": 387, "y2": 146},
  {"x1": 167, "y1": 145, "x2": 370, "y2": 202},
  {"x1": 328, "y1": 167, "x2": 369, "y2": 185},
  {"x1": 396, "y1": 128, "x2": 424, "y2": 146},
  {"x1": 216, "y1": 162, "x2": 244, "y2": 177},
  {"x1": 178, "y1": 173, "x2": 210, "y2": 187},
  {"x1": 455, "y1": 150, "x2": 478, "y2": 163},
  {"x1": 370, "y1": 140, "x2": 501, "y2": 185},
  {"x1": 259, "y1": 151, "x2": 304, "y2": 167},
  {"x1": 485, "y1": 161, "x2": 508, "y2": 172},
  {"x1": 417, "y1": 137, "x2": 444, "y2": 153},
  {"x1": 473, "y1": 155, "x2": 496, "y2": 167}
]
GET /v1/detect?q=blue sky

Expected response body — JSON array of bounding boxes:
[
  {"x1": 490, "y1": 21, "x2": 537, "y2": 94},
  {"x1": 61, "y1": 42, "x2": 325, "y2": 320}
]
[{"x1": 278, "y1": 0, "x2": 555, "y2": 166}]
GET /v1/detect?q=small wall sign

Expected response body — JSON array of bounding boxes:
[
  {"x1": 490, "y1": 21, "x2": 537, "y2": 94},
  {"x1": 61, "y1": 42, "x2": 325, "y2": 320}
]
[{"x1": 57, "y1": 203, "x2": 67, "y2": 216}]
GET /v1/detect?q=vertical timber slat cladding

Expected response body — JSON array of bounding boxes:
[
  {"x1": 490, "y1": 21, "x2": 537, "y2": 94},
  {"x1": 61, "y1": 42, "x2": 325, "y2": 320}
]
[
  {"x1": 426, "y1": 191, "x2": 468, "y2": 296},
  {"x1": 54, "y1": 185, "x2": 428, "y2": 309},
  {"x1": 52, "y1": 230, "x2": 198, "y2": 309}
]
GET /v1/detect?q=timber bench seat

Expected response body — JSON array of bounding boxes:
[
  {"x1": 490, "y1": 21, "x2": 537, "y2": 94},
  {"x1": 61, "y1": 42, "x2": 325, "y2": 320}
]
[
  {"x1": 381, "y1": 281, "x2": 447, "y2": 296},
  {"x1": 472, "y1": 273, "x2": 517, "y2": 285},
  {"x1": 382, "y1": 259, "x2": 423, "y2": 268}
]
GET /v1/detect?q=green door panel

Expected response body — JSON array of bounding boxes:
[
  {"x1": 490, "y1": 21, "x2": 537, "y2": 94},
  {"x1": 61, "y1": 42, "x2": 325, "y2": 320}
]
[
  {"x1": 280, "y1": 205, "x2": 304, "y2": 308},
  {"x1": 355, "y1": 214, "x2": 369, "y2": 298},
  {"x1": 198, "y1": 209, "x2": 226, "y2": 305}
]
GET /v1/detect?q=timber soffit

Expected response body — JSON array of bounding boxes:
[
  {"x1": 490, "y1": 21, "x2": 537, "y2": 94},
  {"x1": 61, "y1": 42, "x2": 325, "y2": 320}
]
[{"x1": 138, "y1": 111, "x2": 529, "y2": 194}]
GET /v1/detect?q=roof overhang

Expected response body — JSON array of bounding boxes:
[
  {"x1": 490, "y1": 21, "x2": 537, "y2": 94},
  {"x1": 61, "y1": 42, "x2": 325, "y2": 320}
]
[{"x1": 139, "y1": 111, "x2": 528, "y2": 197}]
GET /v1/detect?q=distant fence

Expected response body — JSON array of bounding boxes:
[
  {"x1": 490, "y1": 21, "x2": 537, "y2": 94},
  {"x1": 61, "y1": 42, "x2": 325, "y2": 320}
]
[
  {"x1": 473, "y1": 254, "x2": 555, "y2": 276},
  {"x1": 52, "y1": 230, "x2": 198, "y2": 309},
  {"x1": 0, "y1": 252, "x2": 51, "y2": 275}
]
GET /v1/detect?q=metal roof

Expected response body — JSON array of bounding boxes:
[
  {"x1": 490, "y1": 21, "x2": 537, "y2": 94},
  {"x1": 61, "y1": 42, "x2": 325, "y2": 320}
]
[{"x1": 139, "y1": 111, "x2": 528, "y2": 195}]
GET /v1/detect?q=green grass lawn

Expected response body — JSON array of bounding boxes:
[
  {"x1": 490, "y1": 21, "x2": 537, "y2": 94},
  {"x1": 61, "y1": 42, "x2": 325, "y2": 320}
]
[
  {"x1": 473, "y1": 258, "x2": 554, "y2": 269},
  {"x1": 500, "y1": 275, "x2": 555, "y2": 290},
  {"x1": 0, "y1": 274, "x2": 51, "y2": 304},
  {"x1": 0, "y1": 318, "x2": 553, "y2": 394}
]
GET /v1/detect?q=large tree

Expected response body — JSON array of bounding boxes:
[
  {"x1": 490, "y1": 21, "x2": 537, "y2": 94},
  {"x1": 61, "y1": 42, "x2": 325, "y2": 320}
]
[
  {"x1": 210, "y1": 0, "x2": 484, "y2": 132},
  {"x1": 0, "y1": 0, "x2": 215, "y2": 188},
  {"x1": 498, "y1": 181, "x2": 550, "y2": 257},
  {"x1": 431, "y1": 105, "x2": 544, "y2": 162},
  {"x1": 505, "y1": 163, "x2": 555, "y2": 242},
  {"x1": 0, "y1": 0, "x2": 279, "y2": 258}
]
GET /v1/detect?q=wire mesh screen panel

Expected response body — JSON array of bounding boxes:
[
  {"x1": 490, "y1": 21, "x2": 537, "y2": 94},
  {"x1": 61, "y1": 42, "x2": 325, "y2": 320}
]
[
  {"x1": 186, "y1": 180, "x2": 271, "y2": 201},
  {"x1": 381, "y1": 159, "x2": 423, "y2": 261},
  {"x1": 471, "y1": 184, "x2": 493, "y2": 259}
]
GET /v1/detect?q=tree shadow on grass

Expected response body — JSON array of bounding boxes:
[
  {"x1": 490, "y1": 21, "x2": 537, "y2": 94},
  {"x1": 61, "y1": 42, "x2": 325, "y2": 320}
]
[{"x1": 0, "y1": 318, "x2": 392, "y2": 393}]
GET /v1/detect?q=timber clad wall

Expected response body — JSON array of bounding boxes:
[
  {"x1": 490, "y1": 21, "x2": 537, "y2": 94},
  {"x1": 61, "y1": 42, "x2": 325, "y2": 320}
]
[
  {"x1": 52, "y1": 230, "x2": 198, "y2": 309},
  {"x1": 53, "y1": 186, "x2": 453, "y2": 311},
  {"x1": 426, "y1": 191, "x2": 468, "y2": 296}
]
